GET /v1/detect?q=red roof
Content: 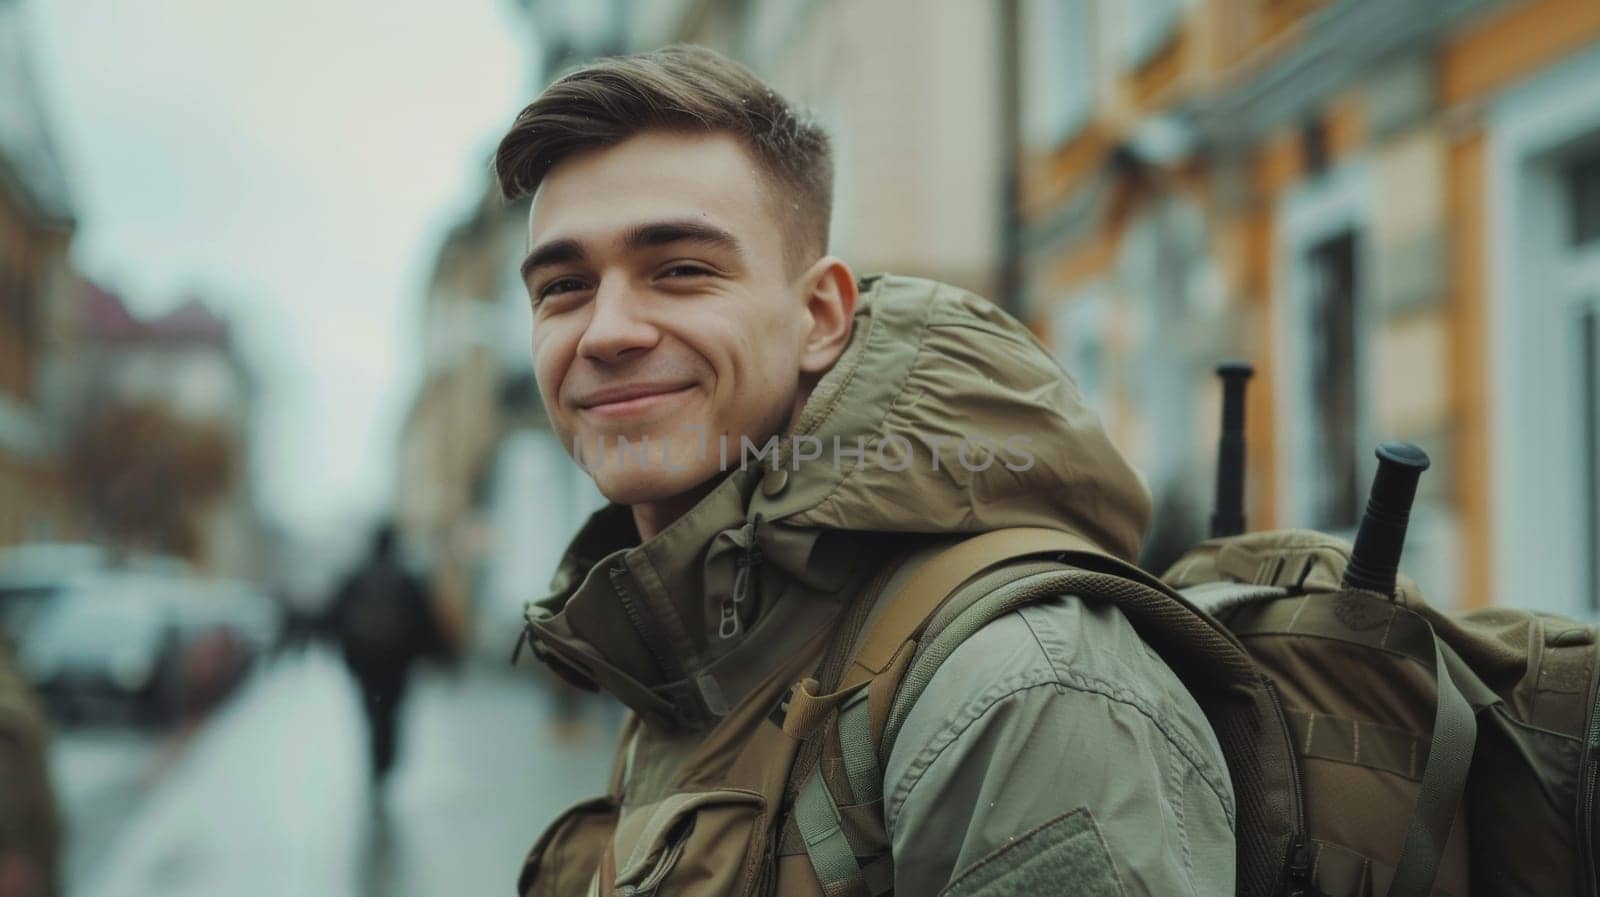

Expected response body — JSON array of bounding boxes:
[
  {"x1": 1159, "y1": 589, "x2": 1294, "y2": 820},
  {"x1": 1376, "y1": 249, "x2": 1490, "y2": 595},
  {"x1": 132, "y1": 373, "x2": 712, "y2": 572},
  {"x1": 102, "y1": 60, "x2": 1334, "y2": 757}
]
[
  {"x1": 82, "y1": 280, "x2": 142, "y2": 339},
  {"x1": 148, "y1": 297, "x2": 228, "y2": 343},
  {"x1": 82, "y1": 282, "x2": 229, "y2": 347}
]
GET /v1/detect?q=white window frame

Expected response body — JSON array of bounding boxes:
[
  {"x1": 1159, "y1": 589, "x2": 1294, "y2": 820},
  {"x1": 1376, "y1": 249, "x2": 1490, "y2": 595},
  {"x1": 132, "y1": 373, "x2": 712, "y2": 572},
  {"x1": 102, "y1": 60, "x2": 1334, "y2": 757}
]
[
  {"x1": 1489, "y1": 43, "x2": 1600, "y2": 617},
  {"x1": 1021, "y1": 0, "x2": 1096, "y2": 150}
]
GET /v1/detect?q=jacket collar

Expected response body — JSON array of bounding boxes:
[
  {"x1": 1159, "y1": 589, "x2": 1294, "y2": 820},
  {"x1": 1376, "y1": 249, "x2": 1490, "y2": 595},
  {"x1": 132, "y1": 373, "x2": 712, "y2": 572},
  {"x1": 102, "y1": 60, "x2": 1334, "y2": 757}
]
[{"x1": 523, "y1": 465, "x2": 866, "y2": 732}]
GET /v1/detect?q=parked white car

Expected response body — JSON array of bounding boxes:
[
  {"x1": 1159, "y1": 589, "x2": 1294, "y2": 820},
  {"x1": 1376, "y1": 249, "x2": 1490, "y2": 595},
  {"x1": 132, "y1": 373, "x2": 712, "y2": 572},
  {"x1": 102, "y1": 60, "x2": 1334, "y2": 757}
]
[
  {"x1": 0, "y1": 542, "x2": 113, "y2": 641},
  {"x1": 19, "y1": 570, "x2": 280, "y2": 726}
]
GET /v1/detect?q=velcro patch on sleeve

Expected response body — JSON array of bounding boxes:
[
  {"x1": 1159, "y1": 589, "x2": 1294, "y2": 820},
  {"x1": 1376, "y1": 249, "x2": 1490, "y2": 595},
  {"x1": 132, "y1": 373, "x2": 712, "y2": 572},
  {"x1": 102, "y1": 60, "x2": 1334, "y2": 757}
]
[{"x1": 938, "y1": 807, "x2": 1125, "y2": 897}]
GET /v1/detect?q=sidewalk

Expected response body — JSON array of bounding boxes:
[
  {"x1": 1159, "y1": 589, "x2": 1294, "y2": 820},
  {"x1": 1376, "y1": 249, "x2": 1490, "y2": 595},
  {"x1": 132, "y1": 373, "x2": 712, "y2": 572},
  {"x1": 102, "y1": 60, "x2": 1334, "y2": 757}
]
[{"x1": 64, "y1": 645, "x2": 619, "y2": 897}]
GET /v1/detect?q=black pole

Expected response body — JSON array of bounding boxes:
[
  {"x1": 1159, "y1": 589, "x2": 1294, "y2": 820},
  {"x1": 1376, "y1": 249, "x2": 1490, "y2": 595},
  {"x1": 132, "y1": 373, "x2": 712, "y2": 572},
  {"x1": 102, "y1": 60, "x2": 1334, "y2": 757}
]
[
  {"x1": 996, "y1": 0, "x2": 1024, "y2": 315},
  {"x1": 1210, "y1": 361, "x2": 1254, "y2": 538},
  {"x1": 1342, "y1": 442, "x2": 1431, "y2": 597}
]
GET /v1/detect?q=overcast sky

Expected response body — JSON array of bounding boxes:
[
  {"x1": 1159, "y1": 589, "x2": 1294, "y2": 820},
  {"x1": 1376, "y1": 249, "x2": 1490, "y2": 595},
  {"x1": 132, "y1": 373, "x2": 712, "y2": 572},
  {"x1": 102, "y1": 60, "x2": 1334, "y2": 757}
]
[{"x1": 24, "y1": 0, "x2": 529, "y2": 540}]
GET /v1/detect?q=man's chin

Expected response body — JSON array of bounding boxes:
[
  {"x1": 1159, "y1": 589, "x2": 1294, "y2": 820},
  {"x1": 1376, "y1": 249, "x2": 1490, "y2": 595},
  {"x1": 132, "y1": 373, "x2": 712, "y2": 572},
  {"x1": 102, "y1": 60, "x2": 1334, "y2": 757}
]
[{"x1": 590, "y1": 463, "x2": 726, "y2": 509}]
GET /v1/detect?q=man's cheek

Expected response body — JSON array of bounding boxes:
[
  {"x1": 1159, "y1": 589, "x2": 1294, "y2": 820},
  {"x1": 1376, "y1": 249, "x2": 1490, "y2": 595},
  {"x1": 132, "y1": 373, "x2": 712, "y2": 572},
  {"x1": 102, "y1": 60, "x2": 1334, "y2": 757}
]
[{"x1": 530, "y1": 335, "x2": 565, "y2": 401}]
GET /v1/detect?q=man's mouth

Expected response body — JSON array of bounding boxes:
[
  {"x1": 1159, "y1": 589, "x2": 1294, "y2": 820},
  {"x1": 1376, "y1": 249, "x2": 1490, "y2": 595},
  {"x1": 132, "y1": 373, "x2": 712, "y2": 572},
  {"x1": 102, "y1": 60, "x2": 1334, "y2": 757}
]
[{"x1": 575, "y1": 383, "x2": 697, "y2": 419}]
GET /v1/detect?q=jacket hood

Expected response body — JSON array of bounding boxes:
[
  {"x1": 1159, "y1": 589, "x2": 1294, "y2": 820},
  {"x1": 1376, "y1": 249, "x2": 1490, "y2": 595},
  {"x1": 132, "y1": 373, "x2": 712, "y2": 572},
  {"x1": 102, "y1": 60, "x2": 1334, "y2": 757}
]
[{"x1": 522, "y1": 274, "x2": 1152, "y2": 731}]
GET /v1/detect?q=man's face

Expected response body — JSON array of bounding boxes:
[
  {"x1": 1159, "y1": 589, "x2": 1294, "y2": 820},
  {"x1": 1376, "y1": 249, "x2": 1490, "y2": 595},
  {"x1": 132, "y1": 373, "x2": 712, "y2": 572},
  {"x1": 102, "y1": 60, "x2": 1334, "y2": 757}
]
[{"x1": 523, "y1": 131, "x2": 814, "y2": 506}]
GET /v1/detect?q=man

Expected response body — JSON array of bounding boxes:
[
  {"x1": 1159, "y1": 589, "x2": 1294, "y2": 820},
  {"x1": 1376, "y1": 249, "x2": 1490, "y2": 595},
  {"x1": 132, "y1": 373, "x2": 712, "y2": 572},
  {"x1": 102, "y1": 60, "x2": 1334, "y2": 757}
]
[
  {"x1": 498, "y1": 45, "x2": 1234, "y2": 896},
  {"x1": 328, "y1": 523, "x2": 448, "y2": 787}
]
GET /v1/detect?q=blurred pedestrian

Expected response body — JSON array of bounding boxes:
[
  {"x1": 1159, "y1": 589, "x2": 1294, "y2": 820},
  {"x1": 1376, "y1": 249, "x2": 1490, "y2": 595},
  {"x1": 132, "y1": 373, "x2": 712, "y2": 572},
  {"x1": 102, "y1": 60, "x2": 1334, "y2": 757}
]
[{"x1": 326, "y1": 523, "x2": 448, "y2": 786}]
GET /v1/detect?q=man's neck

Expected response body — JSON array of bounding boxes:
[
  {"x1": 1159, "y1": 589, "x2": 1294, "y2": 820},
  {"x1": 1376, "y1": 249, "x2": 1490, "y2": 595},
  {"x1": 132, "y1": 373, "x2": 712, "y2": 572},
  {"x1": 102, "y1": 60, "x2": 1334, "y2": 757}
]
[{"x1": 632, "y1": 476, "x2": 721, "y2": 542}]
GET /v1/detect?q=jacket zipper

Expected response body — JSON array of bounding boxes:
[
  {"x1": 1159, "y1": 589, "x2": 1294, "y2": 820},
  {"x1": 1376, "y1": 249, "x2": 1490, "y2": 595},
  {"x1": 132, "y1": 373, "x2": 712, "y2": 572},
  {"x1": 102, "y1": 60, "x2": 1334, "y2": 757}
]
[
  {"x1": 610, "y1": 565, "x2": 683, "y2": 681},
  {"x1": 723, "y1": 519, "x2": 765, "y2": 641},
  {"x1": 1264, "y1": 676, "x2": 1313, "y2": 896},
  {"x1": 757, "y1": 822, "x2": 780, "y2": 897}
]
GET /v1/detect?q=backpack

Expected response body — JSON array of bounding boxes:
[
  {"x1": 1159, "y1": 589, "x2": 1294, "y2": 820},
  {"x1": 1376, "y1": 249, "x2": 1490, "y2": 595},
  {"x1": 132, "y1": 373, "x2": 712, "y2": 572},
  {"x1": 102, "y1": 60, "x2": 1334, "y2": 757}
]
[
  {"x1": 338, "y1": 561, "x2": 424, "y2": 668},
  {"x1": 778, "y1": 365, "x2": 1600, "y2": 897}
]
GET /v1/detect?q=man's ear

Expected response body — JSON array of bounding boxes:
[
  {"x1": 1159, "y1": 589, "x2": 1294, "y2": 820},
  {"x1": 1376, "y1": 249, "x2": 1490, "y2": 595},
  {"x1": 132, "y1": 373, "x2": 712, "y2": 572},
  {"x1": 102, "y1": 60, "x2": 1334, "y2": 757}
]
[{"x1": 796, "y1": 256, "x2": 858, "y2": 376}]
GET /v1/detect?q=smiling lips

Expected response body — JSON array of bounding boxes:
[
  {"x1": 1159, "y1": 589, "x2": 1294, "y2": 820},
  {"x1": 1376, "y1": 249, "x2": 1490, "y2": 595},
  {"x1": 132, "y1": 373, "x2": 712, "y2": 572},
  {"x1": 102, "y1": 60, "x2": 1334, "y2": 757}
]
[{"x1": 575, "y1": 383, "x2": 697, "y2": 419}]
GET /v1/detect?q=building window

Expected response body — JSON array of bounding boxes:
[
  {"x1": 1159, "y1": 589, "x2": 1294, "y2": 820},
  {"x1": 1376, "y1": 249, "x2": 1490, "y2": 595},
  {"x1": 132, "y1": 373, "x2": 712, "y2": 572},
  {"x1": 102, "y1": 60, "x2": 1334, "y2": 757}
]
[
  {"x1": 1276, "y1": 160, "x2": 1371, "y2": 537},
  {"x1": 1021, "y1": 0, "x2": 1095, "y2": 151},
  {"x1": 1569, "y1": 147, "x2": 1600, "y2": 248},
  {"x1": 1305, "y1": 230, "x2": 1362, "y2": 530}
]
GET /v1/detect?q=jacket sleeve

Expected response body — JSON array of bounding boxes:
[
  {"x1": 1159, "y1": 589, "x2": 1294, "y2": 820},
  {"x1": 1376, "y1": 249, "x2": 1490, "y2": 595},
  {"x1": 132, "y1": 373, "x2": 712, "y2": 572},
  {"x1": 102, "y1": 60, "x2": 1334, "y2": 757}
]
[{"x1": 881, "y1": 595, "x2": 1236, "y2": 897}]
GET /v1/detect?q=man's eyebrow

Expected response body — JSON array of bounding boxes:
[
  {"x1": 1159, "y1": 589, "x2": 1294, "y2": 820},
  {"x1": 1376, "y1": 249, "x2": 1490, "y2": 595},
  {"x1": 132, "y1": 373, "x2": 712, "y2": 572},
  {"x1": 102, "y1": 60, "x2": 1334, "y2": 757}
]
[
  {"x1": 519, "y1": 238, "x2": 586, "y2": 284},
  {"x1": 519, "y1": 219, "x2": 744, "y2": 285},
  {"x1": 621, "y1": 219, "x2": 744, "y2": 258}
]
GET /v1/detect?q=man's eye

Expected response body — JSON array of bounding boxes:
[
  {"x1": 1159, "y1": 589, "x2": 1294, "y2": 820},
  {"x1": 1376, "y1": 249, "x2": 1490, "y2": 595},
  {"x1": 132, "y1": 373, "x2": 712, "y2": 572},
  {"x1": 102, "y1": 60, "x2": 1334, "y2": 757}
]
[
  {"x1": 537, "y1": 277, "x2": 586, "y2": 301},
  {"x1": 661, "y1": 264, "x2": 712, "y2": 279}
]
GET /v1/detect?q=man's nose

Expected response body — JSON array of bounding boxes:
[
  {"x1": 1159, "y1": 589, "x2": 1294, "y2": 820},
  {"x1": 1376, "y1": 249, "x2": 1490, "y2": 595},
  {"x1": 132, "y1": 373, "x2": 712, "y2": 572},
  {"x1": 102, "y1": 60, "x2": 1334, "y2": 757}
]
[{"x1": 576, "y1": 279, "x2": 659, "y2": 363}]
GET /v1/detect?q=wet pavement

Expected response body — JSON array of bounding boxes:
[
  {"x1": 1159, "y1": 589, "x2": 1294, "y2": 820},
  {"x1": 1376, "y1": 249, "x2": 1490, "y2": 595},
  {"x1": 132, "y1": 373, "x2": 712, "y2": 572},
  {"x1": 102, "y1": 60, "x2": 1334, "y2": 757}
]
[{"x1": 49, "y1": 645, "x2": 621, "y2": 897}]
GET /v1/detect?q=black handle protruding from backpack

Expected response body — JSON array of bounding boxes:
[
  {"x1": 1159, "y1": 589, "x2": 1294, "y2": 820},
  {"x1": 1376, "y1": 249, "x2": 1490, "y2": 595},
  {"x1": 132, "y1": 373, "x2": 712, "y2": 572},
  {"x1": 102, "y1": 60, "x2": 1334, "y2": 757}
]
[
  {"x1": 1342, "y1": 442, "x2": 1431, "y2": 597},
  {"x1": 1210, "y1": 361, "x2": 1254, "y2": 538}
]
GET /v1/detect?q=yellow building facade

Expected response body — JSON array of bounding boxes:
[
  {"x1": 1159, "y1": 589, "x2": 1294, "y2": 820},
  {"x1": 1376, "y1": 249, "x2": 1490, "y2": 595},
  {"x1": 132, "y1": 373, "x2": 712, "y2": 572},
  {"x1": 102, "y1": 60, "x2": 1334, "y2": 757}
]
[
  {"x1": 1021, "y1": 0, "x2": 1600, "y2": 613},
  {"x1": 0, "y1": 0, "x2": 80, "y2": 548}
]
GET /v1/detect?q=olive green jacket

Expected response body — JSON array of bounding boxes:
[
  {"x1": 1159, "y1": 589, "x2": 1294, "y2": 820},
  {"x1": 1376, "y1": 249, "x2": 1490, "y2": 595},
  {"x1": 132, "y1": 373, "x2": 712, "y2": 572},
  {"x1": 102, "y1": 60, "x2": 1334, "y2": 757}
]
[{"x1": 521, "y1": 274, "x2": 1233, "y2": 895}]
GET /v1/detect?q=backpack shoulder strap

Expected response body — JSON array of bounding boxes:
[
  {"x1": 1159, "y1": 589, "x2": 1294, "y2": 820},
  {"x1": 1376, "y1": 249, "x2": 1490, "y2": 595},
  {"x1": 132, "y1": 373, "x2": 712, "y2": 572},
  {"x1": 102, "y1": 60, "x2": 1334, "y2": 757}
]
[
  {"x1": 840, "y1": 526, "x2": 1113, "y2": 689},
  {"x1": 874, "y1": 559, "x2": 1266, "y2": 768},
  {"x1": 784, "y1": 527, "x2": 1136, "y2": 897}
]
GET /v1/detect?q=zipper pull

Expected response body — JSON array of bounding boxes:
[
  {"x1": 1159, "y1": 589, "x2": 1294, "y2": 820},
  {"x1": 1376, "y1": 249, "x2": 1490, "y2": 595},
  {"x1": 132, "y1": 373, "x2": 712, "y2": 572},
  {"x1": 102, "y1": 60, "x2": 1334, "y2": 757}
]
[
  {"x1": 1285, "y1": 834, "x2": 1313, "y2": 897},
  {"x1": 718, "y1": 596, "x2": 741, "y2": 639},
  {"x1": 723, "y1": 516, "x2": 765, "y2": 641}
]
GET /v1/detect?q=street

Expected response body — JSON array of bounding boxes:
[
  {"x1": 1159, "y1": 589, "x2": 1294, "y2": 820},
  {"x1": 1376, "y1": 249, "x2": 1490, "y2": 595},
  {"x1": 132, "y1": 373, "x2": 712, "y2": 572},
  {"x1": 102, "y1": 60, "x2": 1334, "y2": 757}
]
[{"x1": 49, "y1": 645, "x2": 621, "y2": 897}]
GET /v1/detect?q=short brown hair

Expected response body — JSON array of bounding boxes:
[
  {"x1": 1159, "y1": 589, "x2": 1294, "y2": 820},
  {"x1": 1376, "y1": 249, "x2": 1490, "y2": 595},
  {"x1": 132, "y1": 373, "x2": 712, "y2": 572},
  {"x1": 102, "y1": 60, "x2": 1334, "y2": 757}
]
[{"x1": 494, "y1": 45, "x2": 833, "y2": 272}]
